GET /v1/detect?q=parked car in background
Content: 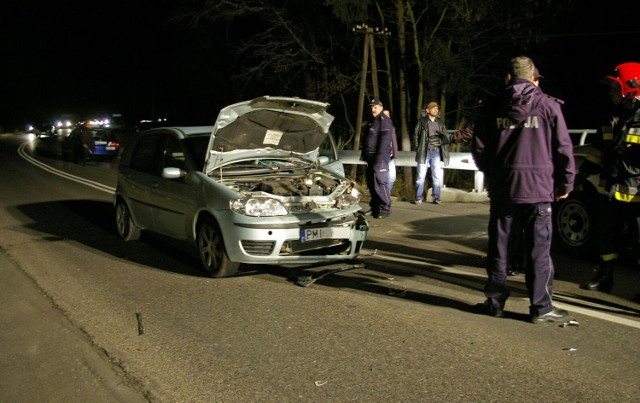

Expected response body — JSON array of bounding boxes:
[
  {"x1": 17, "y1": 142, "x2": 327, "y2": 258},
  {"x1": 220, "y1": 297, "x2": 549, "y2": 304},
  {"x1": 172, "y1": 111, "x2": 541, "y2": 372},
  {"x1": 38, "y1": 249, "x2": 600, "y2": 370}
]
[
  {"x1": 552, "y1": 143, "x2": 599, "y2": 256},
  {"x1": 62, "y1": 126, "x2": 122, "y2": 162},
  {"x1": 114, "y1": 96, "x2": 368, "y2": 277},
  {"x1": 27, "y1": 122, "x2": 55, "y2": 138}
]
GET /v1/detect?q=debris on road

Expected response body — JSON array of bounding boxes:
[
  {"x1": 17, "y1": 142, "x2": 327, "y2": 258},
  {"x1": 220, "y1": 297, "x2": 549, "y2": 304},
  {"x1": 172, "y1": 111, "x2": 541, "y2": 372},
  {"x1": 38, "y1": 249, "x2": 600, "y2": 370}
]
[{"x1": 294, "y1": 263, "x2": 366, "y2": 287}]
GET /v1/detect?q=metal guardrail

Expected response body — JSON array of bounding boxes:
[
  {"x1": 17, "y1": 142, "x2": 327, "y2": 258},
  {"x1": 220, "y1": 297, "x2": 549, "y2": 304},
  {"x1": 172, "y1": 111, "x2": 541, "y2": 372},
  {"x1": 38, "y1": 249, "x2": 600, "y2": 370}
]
[{"x1": 338, "y1": 129, "x2": 597, "y2": 192}]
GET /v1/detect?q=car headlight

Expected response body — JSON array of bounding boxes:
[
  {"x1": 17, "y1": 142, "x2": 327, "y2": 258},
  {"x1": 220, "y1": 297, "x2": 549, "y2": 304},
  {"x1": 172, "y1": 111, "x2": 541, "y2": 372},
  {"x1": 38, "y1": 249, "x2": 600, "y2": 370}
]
[
  {"x1": 335, "y1": 183, "x2": 361, "y2": 208},
  {"x1": 230, "y1": 197, "x2": 288, "y2": 217}
]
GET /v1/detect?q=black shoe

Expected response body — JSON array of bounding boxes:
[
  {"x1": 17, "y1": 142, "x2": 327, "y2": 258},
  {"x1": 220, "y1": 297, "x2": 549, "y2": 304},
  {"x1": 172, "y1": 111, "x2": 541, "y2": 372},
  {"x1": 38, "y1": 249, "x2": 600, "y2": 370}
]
[
  {"x1": 490, "y1": 306, "x2": 504, "y2": 318},
  {"x1": 580, "y1": 265, "x2": 613, "y2": 291},
  {"x1": 432, "y1": 198, "x2": 441, "y2": 205},
  {"x1": 507, "y1": 261, "x2": 523, "y2": 276},
  {"x1": 477, "y1": 300, "x2": 505, "y2": 318},
  {"x1": 507, "y1": 268, "x2": 521, "y2": 276},
  {"x1": 374, "y1": 213, "x2": 389, "y2": 219},
  {"x1": 530, "y1": 307, "x2": 568, "y2": 324}
]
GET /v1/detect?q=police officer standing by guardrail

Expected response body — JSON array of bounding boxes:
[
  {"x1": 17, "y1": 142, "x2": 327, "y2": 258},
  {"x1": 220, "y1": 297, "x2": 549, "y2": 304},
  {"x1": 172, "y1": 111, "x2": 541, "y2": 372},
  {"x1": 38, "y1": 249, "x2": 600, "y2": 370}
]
[{"x1": 360, "y1": 99, "x2": 393, "y2": 219}]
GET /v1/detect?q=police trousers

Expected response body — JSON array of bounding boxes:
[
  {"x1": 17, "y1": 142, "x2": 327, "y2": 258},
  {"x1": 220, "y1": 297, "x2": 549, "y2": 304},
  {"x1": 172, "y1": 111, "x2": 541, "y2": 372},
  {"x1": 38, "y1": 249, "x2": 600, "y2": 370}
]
[
  {"x1": 485, "y1": 201, "x2": 555, "y2": 316},
  {"x1": 364, "y1": 160, "x2": 390, "y2": 216}
]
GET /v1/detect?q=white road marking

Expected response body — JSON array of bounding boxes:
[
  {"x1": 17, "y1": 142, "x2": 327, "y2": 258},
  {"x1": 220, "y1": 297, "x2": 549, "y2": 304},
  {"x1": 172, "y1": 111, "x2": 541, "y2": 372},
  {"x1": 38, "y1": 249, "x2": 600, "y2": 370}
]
[
  {"x1": 363, "y1": 249, "x2": 640, "y2": 329},
  {"x1": 18, "y1": 142, "x2": 115, "y2": 194}
]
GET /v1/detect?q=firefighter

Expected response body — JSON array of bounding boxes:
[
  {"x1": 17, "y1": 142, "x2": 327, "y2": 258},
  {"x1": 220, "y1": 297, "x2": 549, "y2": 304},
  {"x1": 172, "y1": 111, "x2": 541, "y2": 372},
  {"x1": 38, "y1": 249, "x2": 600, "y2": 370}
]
[{"x1": 579, "y1": 62, "x2": 640, "y2": 297}]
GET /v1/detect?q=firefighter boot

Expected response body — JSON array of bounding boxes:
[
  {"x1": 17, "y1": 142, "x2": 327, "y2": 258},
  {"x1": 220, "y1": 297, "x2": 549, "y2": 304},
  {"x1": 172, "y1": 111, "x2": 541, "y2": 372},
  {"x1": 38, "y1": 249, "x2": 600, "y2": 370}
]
[{"x1": 580, "y1": 264, "x2": 613, "y2": 292}]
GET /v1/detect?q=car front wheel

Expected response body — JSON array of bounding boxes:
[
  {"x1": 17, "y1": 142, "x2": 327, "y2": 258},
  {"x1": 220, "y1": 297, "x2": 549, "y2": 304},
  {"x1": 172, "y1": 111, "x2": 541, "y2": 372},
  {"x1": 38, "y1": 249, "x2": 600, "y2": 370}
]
[
  {"x1": 197, "y1": 218, "x2": 239, "y2": 278},
  {"x1": 553, "y1": 192, "x2": 595, "y2": 257},
  {"x1": 115, "y1": 200, "x2": 141, "y2": 241}
]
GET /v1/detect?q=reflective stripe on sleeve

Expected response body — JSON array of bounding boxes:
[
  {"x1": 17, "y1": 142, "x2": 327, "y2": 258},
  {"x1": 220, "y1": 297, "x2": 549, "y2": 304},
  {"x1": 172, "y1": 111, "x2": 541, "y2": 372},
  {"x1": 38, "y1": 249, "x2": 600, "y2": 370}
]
[
  {"x1": 585, "y1": 148, "x2": 603, "y2": 165},
  {"x1": 624, "y1": 127, "x2": 640, "y2": 144}
]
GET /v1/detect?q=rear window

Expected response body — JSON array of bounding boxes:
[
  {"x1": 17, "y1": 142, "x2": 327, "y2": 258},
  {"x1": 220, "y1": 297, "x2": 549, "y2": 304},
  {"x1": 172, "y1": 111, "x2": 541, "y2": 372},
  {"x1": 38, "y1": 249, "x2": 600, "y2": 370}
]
[{"x1": 93, "y1": 130, "x2": 118, "y2": 141}]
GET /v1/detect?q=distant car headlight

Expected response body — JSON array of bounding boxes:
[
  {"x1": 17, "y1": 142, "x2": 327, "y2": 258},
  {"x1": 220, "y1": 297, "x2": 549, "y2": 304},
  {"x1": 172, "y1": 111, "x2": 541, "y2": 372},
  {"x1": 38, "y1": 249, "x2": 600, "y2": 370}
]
[{"x1": 230, "y1": 197, "x2": 288, "y2": 217}]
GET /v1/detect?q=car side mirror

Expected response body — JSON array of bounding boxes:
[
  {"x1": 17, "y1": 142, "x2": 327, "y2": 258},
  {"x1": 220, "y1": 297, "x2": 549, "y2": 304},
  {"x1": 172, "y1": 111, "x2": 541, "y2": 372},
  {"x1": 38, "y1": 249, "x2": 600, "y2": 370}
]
[{"x1": 162, "y1": 167, "x2": 187, "y2": 179}]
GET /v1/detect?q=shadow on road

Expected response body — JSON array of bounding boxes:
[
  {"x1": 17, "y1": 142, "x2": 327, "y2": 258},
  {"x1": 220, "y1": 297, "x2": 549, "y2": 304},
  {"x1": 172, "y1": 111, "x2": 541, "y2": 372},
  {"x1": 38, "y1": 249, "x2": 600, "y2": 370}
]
[
  {"x1": 10, "y1": 199, "x2": 640, "y2": 321},
  {"x1": 11, "y1": 199, "x2": 205, "y2": 277}
]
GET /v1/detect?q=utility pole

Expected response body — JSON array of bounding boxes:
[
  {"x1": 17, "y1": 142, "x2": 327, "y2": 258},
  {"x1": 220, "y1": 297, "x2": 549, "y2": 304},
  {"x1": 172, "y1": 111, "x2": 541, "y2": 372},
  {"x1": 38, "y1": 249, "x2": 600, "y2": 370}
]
[{"x1": 351, "y1": 24, "x2": 391, "y2": 179}]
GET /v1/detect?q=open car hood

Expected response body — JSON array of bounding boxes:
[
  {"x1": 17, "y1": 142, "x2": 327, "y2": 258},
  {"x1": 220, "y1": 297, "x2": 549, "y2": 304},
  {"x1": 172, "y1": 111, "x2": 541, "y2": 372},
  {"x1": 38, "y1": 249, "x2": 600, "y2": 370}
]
[{"x1": 205, "y1": 96, "x2": 335, "y2": 173}]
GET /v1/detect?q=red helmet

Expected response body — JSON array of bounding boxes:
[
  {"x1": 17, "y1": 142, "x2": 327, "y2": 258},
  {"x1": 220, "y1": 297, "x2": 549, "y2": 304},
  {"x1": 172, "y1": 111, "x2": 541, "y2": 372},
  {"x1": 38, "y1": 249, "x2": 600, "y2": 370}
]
[{"x1": 606, "y1": 62, "x2": 640, "y2": 99}]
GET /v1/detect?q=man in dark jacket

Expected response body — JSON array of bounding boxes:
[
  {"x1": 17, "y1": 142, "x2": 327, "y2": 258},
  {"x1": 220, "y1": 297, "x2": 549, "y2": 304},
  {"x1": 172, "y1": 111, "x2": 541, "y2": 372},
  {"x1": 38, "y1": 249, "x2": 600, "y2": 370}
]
[
  {"x1": 472, "y1": 56, "x2": 575, "y2": 323},
  {"x1": 361, "y1": 99, "x2": 393, "y2": 218},
  {"x1": 412, "y1": 102, "x2": 472, "y2": 204},
  {"x1": 78, "y1": 120, "x2": 95, "y2": 165},
  {"x1": 412, "y1": 102, "x2": 446, "y2": 204}
]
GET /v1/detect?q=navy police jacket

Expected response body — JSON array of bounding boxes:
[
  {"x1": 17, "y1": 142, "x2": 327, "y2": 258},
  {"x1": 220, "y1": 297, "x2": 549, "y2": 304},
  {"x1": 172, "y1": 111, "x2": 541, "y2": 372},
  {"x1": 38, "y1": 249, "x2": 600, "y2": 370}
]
[
  {"x1": 360, "y1": 111, "x2": 393, "y2": 169},
  {"x1": 472, "y1": 79, "x2": 575, "y2": 203}
]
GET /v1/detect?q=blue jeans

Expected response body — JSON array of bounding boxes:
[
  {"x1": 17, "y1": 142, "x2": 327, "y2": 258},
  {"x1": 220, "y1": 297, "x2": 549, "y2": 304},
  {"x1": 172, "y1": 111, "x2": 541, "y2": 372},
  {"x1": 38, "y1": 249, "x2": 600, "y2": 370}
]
[
  {"x1": 415, "y1": 149, "x2": 443, "y2": 201},
  {"x1": 387, "y1": 158, "x2": 396, "y2": 197}
]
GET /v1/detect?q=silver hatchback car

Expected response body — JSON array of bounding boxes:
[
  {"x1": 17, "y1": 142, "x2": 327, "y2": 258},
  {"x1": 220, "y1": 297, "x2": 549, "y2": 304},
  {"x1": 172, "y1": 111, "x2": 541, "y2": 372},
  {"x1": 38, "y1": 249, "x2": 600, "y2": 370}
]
[{"x1": 114, "y1": 96, "x2": 368, "y2": 277}]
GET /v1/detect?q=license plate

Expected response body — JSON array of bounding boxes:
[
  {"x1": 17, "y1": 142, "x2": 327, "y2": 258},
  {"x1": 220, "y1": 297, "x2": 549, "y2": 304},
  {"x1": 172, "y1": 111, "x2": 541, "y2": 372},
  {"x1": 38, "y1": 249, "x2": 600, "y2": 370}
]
[
  {"x1": 300, "y1": 227, "x2": 350, "y2": 242},
  {"x1": 106, "y1": 146, "x2": 116, "y2": 150}
]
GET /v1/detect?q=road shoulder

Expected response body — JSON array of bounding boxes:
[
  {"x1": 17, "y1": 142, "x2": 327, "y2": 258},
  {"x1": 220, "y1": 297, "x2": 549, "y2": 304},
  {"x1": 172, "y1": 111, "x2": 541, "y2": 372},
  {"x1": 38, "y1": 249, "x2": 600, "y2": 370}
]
[{"x1": 0, "y1": 248, "x2": 147, "y2": 402}]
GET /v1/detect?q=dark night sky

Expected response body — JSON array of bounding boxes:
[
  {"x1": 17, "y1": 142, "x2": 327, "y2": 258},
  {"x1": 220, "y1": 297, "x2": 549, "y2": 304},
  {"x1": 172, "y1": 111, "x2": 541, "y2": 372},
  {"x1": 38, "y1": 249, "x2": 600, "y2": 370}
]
[
  {"x1": 2, "y1": 1, "x2": 640, "y2": 132},
  {"x1": 2, "y1": 0, "x2": 184, "y2": 130}
]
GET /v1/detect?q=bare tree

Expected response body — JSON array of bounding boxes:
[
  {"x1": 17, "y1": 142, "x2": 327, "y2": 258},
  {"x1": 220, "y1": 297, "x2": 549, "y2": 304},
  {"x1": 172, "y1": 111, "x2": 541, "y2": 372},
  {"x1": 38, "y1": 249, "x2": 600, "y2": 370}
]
[{"x1": 174, "y1": 0, "x2": 578, "y2": 194}]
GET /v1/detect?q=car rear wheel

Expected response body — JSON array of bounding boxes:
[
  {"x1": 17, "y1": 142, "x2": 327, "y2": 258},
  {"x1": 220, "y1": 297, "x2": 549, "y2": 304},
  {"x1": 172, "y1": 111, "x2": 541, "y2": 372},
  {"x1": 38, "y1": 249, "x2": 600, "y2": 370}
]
[
  {"x1": 197, "y1": 217, "x2": 239, "y2": 278},
  {"x1": 553, "y1": 191, "x2": 595, "y2": 257},
  {"x1": 115, "y1": 200, "x2": 142, "y2": 241}
]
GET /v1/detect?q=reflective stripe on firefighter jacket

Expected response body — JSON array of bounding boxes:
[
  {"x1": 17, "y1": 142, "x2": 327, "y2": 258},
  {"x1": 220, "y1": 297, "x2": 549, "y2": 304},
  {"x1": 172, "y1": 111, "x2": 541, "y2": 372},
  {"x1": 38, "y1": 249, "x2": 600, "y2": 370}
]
[{"x1": 597, "y1": 126, "x2": 640, "y2": 202}]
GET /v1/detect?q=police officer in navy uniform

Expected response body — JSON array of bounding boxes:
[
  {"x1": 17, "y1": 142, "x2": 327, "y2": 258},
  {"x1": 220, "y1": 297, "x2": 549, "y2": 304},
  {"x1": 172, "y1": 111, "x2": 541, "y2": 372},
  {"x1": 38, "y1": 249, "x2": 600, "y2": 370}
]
[
  {"x1": 578, "y1": 62, "x2": 640, "y2": 300},
  {"x1": 473, "y1": 56, "x2": 576, "y2": 323},
  {"x1": 360, "y1": 99, "x2": 393, "y2": 218}
]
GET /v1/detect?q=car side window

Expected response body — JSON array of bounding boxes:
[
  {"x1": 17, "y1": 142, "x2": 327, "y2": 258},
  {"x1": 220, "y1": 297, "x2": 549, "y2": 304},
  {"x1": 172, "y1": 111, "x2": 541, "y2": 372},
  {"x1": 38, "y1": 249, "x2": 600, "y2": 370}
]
[
  {"x1": 161, "y1": 136, "x2": 186, "y2": 170},
  {"x1": 130, "y1": 134, "x2": 163, "y2": 175},
  {"x1": 183, "y1": 136, "x2": 209, "y2": 171}
]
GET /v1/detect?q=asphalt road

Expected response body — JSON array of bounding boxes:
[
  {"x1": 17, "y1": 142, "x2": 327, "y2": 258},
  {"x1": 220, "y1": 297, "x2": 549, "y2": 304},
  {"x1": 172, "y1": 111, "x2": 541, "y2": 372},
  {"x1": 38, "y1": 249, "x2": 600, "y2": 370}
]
[{"x1": 1, "y1": 133, "x2": 640, "y2": 402}]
